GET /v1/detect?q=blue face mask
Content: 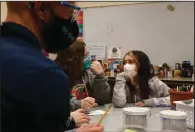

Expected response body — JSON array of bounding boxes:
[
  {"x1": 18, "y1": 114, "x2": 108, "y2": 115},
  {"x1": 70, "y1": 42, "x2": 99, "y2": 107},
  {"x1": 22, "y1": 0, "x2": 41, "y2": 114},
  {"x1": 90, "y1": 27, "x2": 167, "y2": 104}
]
[{"x1": 83, "y1": 56, "x2": 91, "y2": 71}]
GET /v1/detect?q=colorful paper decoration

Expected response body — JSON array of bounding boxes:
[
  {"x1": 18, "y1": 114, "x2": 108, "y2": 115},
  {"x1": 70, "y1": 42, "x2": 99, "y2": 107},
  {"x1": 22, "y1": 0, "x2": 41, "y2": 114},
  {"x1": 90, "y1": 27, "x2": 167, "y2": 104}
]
[{"x1": 77, "y1": 11, "x2": 83, "y2": 41}]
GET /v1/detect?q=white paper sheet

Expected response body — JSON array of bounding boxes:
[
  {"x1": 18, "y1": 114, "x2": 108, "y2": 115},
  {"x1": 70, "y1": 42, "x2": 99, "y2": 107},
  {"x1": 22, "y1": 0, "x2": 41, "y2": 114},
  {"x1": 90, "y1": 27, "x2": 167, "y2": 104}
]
[
  {"x1": 88, "y1": 110, "x2": 105, "y2": 116},
  {"x1": 87, "y1": 43, "x2": 106, "y2": 61}
]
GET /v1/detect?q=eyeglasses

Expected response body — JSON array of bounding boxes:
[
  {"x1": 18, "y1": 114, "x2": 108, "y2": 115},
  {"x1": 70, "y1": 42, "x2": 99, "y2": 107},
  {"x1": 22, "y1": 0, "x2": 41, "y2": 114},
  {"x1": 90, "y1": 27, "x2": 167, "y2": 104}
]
[
  {"x1": 60, "y1": 1, "x2": 82, "y2": 22},
  {"x1": 84, "y1": 52, "x2": 89, "y2": 58},
  {"x1": 29, "y1": 1, "x2": 82, "y2": 22}
]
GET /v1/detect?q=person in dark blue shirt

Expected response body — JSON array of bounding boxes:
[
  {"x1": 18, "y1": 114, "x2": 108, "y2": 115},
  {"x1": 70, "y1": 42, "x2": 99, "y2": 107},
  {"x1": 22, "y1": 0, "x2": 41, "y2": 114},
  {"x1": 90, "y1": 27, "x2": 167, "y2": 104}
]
[{"x1": 0, "y1": 2, "x2": 103, "y2": 132}]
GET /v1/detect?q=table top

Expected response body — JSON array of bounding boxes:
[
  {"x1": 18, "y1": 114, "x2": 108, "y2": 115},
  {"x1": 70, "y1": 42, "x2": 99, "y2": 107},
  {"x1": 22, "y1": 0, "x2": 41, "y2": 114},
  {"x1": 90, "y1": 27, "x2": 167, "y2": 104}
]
[{"x1": 89, "y1": 104, "x2": 194, "y2": 132}]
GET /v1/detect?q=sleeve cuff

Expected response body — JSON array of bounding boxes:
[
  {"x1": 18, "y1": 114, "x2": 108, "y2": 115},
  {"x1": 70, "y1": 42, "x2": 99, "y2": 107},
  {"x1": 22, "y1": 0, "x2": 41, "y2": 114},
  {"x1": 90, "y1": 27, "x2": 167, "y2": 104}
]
[
  {"x1": 64, "y1": 129, "x2": 77, "y2": 132},
  {"x1": 95, "y1": 72, "x2": 105, "y2": 78},
  {"x1": 64, "y1": 116, "x2": 76, "y2": 130},
  {"x1": 70, "y1": 99, "x2": 81, "y2": 111},
  {"x1": 75, "y1": 100, "x2": 81, "y2": 108},
  {"x1": 142, "y1": 98, "x2": 154, "y2": 107}
]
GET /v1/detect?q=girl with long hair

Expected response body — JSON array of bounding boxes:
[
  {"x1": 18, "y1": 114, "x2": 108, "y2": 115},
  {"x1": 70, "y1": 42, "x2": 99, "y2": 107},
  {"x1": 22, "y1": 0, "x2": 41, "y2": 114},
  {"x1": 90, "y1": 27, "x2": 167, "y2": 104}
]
[
  {"x1": 55, "y1": 41, "x2": 110, "y2": 110},
  {"x1": 112, "y1": 50, "x2": 170, "y2": 107}
]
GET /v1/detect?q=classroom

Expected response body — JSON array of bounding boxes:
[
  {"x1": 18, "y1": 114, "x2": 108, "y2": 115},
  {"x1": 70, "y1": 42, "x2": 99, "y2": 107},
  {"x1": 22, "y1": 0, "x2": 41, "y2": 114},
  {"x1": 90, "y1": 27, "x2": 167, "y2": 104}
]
[{"x1": 0, "y1": 1, "x2": 194, "y2": 132}]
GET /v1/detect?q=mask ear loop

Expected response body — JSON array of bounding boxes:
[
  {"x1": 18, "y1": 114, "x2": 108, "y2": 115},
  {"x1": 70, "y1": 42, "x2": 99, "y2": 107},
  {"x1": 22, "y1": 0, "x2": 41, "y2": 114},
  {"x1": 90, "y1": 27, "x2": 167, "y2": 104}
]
[
  {"x1": 28, "y1": 2, "x2": 47, "y2": 27},
  {"x1": 30, "y1": 1, "x2": 57, "y2": 27}
]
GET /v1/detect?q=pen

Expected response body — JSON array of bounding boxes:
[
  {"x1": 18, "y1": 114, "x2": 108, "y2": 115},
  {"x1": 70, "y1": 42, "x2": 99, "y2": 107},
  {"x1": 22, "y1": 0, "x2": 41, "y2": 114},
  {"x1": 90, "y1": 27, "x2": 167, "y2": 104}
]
[
  {"x1": 98, "y1": 104, "x2": 112, "y2": 124},
  {"x1": 82, "y1": 77, "x2": 89, "y2": 97}
]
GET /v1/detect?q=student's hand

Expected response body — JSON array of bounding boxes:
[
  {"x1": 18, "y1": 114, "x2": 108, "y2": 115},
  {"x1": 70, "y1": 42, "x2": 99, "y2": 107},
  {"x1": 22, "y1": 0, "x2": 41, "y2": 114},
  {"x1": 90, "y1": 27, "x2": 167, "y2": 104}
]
[
  {"x1": 129, "y1": 75, "x2": 135, "y2": 86},
  {"x1": 90, "y1": 61, "x2": 104, "y2": 75},
  {"x1": 81, "y1": 97, "x2": 98, "y2": 110},
  {"x1": 71, "y1": 109, "x2": 91, "y2": 127},
  {"x1": 76, "y1": 123, "x2": 104, "y2": 132},
  {"x1": 135, "y1": 101, "x2": 145, "y2": 107}
]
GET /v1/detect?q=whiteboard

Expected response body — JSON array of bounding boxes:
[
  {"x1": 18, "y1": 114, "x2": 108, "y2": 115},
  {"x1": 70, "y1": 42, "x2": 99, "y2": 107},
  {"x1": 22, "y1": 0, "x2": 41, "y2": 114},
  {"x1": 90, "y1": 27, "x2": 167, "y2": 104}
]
[{"x1": 83, "y1": 2, "x2": 194, "y2": 68}]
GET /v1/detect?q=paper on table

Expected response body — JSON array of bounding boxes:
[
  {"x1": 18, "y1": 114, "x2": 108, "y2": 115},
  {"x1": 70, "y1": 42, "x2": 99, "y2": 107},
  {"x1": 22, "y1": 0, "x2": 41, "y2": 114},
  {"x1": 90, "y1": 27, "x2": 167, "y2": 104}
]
[{"x1": 88, "y1": 110, "x2": 106, "y2": 116}]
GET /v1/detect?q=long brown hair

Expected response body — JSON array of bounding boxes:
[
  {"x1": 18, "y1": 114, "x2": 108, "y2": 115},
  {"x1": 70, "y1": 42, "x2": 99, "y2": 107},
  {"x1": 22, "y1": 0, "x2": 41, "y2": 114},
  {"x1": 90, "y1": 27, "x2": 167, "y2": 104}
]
[
  {"x1": 121, "y1": 50, "x2": 155, "y2": 100},
  {"x1": 55, "y1": 40, "x2": 86, "y2": 87}
]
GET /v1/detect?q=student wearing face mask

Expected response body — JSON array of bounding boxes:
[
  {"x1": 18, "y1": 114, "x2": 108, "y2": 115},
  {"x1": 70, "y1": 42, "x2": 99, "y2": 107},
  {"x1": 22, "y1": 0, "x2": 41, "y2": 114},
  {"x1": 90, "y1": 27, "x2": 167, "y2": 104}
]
[
  {"x1": 112, "y1": 50, "x2": 170, "y2": 108},
  {"x1": 1, "y1": 2, "x2": 103, "y2": 132},
  {"x1": 55, "y1": 40, "x2": 111, "y2": 111}
]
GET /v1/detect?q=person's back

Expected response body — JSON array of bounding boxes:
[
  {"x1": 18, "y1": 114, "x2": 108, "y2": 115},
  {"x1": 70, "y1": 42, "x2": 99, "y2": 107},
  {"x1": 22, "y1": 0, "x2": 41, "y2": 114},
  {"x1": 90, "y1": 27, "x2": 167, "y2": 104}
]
[
  {"x1": 1, "y1": 2, "x2": 103, "y2": 132},
  {"x1": 1, "y1": 22, "x2": 71, "y2": 132}
]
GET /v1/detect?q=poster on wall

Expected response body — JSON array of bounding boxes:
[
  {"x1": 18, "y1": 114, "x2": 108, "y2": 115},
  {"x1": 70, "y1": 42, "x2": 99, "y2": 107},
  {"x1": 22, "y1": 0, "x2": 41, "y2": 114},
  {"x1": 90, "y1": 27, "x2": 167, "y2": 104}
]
[
  {"x1": 107, "y1": 46, "x2": 122, "y2": 59},
  {"x1": 88, "y1": 43, "x2": 106, "y2": 61},
  {"x1": 77, "y1": 11, "x2": 83, "y2": 41}
]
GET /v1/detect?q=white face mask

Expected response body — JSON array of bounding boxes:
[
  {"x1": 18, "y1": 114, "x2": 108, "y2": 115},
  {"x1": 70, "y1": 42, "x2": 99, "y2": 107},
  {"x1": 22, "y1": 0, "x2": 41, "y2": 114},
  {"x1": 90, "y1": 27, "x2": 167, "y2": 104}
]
[{"x1": 124, "y1": 64, "x2": 137, "y2": 77}]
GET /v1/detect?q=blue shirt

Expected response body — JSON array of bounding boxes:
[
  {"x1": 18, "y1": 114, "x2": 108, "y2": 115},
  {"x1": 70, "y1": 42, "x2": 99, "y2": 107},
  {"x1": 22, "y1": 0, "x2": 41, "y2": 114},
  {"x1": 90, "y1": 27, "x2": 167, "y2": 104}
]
[{"x1": 0, "y1": 22, "x2": 71, "y2": 132}]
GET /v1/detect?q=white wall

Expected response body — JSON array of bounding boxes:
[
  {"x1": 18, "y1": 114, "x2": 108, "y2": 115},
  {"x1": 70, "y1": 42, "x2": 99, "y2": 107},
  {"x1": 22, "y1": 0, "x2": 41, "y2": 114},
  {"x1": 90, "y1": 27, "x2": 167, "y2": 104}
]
[
  {"x1": 76, "y1": 2, "x2": 150, "y2": 8},
  {"x1": 0, "y1": 2, "x2": 148, "y2": 22},
  {"x1": 1, "y1": 2, "x2": 7, "y2": 22},
  {"x1": 2, "y1": 2, "x2": 193, "y2": 67},
  {"x1": 84, "y1": 2, "x2": 194, "y2": 68}
]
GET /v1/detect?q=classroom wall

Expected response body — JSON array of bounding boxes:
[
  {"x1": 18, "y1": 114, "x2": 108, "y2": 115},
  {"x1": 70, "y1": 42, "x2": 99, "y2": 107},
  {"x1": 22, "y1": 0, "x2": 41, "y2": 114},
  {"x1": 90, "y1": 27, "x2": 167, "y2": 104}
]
[
  {"x1": 1, "y1": 2, "x2": 7, "y2": 22},
  {"x1": 0, "y1": 2, "x2": 149, "y2": 60},
  {"x1": 0, "y1": 2, "x2": 149, "y2": 22},
  {"x1": 2, "y1": 2, "x2": 193, "y2": 68},
  {"x1": 76, "y1": 2, "x2": 150, "y2": 8},
  {"x1": 83, "y1": 2, "x2": 194, "y2": 68}
]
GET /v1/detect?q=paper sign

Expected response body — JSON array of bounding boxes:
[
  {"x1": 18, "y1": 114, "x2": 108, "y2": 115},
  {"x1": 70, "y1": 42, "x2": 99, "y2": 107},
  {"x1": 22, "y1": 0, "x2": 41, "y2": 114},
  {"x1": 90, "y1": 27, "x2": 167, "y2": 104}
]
[
  {"x1": 87, "y1": 43, "x2": 106, "y2": 61},
  {"x1": 107, "y1": 46, "x2": 122, "y2": 59}
]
